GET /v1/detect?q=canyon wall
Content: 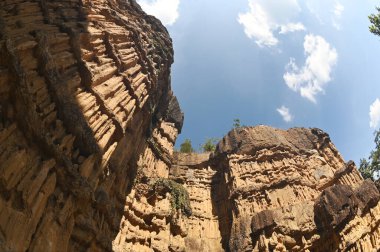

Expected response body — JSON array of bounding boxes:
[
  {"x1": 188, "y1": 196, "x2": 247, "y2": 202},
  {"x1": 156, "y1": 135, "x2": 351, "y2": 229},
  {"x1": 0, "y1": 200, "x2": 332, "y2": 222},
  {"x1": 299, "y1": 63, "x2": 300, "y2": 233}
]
[
  {"x1": 0, "y1": 0, "x2": 183, "y2": 251},
  {"x1": 168, "y1": 126, "x2": 380, "y2": 251},
  {"x1": 1, "y1": 1, "x2": 380, "y2": 252},
  {"x1": 213, "y1": 126, "x2": 380, "y2": 251}
]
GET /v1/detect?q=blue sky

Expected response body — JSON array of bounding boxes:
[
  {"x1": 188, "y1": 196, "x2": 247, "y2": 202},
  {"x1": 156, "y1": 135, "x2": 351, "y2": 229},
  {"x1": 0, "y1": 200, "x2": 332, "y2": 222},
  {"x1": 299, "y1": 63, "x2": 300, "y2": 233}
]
[{"x1": 137, "y1": 0, "x2": 380, "y2": 164}]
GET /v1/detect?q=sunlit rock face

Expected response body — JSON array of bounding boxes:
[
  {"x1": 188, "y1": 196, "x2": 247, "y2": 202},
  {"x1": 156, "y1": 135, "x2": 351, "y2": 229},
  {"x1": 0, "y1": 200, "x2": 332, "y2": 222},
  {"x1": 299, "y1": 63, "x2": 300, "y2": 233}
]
[
  {"x1": 0, "y1": 0, "x2": 182, "y2": 251},
  {"x1": 1, "y1": 0, "x2": 380, "y2": 251},
  {"x1": 169, "y1": 126, "x2": 380, "y2": 252},
  {"x1": 213, "y1": 126, "x2": 380, "y2": 251}
]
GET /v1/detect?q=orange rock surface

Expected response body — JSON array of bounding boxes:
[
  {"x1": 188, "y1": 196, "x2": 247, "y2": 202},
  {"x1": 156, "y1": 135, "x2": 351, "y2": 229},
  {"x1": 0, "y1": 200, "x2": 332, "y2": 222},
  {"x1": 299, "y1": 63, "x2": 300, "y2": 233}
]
[
  {"x1": 0, "y1": 0, "x2": 182, "y2": 251},
  {"x1": 1, "y1": 1, "x2": 380, "y2": 252},
  {"x1": 168, "y1": 126, "x2": 380, "y2": 251}
]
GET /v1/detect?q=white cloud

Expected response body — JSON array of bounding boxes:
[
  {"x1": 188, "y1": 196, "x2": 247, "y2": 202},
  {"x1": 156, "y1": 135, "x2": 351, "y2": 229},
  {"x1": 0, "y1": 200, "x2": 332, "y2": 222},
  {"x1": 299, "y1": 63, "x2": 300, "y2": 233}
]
[
  {"x1": 237, "y1": 2, "x2": 278, "y2": 47},
  {"x1": 306, "y1": 0, "x2": 344, "y2": 29},
  {"x1": 238, "y1": 0, "x2": 305, "y2": 47},
  {"x1": 370, "y1": 99, "x2": 380, "y2": 129},
  {"x1": 332, "y1": 2, "x2": 344, "y2": 29},
  {"x1": 279, "y1": 22, "x2": 306, "y2": 34},
  {"x1": 277, "y1": 106, "x2": 294, "y2": 122},
  {"x1": 283, "y1": 34, "x2": 338, "y2": 103},
  {"x1": 333, "y1": 2, "x2": 344, "y2": 18},
  {"x1": 137, "y1": 0, "x2": 180, "y2": 26}
]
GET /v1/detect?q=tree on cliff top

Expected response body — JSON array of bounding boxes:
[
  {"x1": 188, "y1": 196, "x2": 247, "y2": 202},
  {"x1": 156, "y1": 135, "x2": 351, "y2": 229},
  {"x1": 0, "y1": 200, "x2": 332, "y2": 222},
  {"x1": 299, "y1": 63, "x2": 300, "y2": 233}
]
[
  {"x1": 359, "y1": 130, "x2": 380, "y2": 180},
  {"x1": 232, "y1": 118, "x2": 241, "y2": 128},
  {"x1": 360, "y1": 8, "x2": 380, "y2": 180},
  {"x1": 201, "y1": 138, "x2": 219, "y2": 152},
  {"x1": 369, "y1": 7, "x2": 380, "y2": 36},
  {"x1": 180, "y1": 139, "x2": 194, "y2": 153}
]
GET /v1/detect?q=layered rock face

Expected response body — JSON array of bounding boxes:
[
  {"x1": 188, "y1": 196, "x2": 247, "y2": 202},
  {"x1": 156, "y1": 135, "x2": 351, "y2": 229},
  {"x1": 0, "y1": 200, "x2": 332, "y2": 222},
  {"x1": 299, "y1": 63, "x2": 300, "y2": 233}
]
[
  {"x1": 1, "y1": 0, "x2": 380, "y2": 251},
  {"x1": 168, "y1": 126, "x2": 380, "y2": 252},
  {"x1": 0, "y1": 0, "x2": 182, "y2": 251},
  {"x1": 219, "y1": 127, "x2": 352, "y2": 251},
  {"x1": 138, "y1": 126, "x2": 380, "y2": 251},
  {"x1": 215, "y1": 126, "x2": 380, "y2": 251},
  {"x1": 169, "y1": 152, "x2": 231, "y2": 252},
  {"x1": 112, "y1": 121, "x2": 187, "y2": 252}
]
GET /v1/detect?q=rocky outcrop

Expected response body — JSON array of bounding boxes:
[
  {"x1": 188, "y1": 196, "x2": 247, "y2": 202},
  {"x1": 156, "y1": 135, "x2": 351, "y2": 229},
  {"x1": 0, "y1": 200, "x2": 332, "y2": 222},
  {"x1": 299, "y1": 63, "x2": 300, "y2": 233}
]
[
  {"x1": 218, "y1": 127, "x2": 380, "y2": 251},
  {"x1": 0, "y1": 0, "x2": 182, "y2": 251},
  {"x1": 169, "y1": 126, "x2": 380, "y2": 251}
]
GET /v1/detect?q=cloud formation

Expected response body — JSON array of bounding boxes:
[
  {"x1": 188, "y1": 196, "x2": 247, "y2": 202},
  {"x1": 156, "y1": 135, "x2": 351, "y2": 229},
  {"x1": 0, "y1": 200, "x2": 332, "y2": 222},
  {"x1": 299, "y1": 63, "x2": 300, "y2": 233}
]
[
  {"x1": 283, "y1": 34, "x2": 338, "y2": 103},
  {"x1": 277, "y1": 106, "x2": 293, "y2": 122},
  {"x1": 306, "y1": 0, "x2": 344, "y2": 29},
  {"x1": 279, "y1": 22, "x2": 306, "y2": 34},
  {"x1": 370, "y1": 99, "x2": 380, "y2": 129},
  {"x1": 237, "y1": 0, "x2": 305, "y2": 47},
  {"x1": 137, "y1": 0, "x2": 180, "y2": 26},
  {"x1": 332, "y1": 2, "x2": 344, "y2": 29}
]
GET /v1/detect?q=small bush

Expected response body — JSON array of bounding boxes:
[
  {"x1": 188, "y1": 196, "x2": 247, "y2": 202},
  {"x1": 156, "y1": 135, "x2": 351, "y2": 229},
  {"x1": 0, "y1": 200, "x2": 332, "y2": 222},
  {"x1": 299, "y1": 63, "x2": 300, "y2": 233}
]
[
  {"x1": 180, "y1": 139, "x2": 194, "y2": 153},
  {"x1": 152, "y1": 178, "x2": 192, "y2": 216},
  {"x1": 201, "y1": 138, "x2": 219, "y2": 152},
  {"x1": 232, "y1": 118, "x2": 241, "y2": 128}
]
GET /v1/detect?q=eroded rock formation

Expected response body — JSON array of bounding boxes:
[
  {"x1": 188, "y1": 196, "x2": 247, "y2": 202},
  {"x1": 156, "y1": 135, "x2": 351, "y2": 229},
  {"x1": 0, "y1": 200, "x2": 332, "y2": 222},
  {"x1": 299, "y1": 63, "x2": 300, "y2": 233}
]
[
  {"x1": 169, "y1": 152, "x2": 231, "y2": 252},
  {"x1": 1, "y1": 1, "x2": 380, "y2": 252},
  {"x1": 0, "y1": 0, "x2": 183, "y2": 251},
  {"x1": 214, "y1": 126, "x2": 380, "y2": 251},
  {"x1": 119, "y1": 125, "x2": 380, "y2": 251}
]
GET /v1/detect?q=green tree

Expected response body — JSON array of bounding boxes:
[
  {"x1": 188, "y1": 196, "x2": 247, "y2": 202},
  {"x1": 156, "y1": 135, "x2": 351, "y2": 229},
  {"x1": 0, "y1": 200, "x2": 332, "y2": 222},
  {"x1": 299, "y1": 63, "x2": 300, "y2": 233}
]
[
  {"x1": 232, "y1": 118, "x2": 241, "y2": 128},
  {"x1": 180, "y1": 139, "x2": 194, "y2": 153},
  {"x1": 369, "y1": 7, "x2": 380, "y2": 36},
  {"x1": 359, "y1": 158, "x2": 374, "y2": 180},
  {"x1": 201, "y1": 138, "x2": 219, "y2": 152},
  {"x1": 359, "y1": 130, "x2": 380, "y2": 180},
  {"x1": 363, "y1": 10, "x2": 380, "y2": 180}
]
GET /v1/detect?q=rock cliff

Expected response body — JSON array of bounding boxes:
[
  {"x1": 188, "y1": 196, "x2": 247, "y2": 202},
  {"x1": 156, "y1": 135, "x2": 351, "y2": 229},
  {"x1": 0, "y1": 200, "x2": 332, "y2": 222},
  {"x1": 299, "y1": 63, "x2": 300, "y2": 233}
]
[
  {"x1": 214, "y1": 126, "x2": 380, "y2": 251},
  {"x1": 0, "y1": 0, "x2": 182, "y2": 251},
  {"x1": 169, "y1": 126, "x2": 380, "y2": 251},
  {"x1": 1, "y1": 1, "x2": 380, "y2": 252}
]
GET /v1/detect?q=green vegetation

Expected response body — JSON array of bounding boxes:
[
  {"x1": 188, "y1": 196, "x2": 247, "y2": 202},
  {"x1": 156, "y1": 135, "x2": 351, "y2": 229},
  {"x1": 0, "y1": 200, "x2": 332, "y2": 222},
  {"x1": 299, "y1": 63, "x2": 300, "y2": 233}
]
[
  {"x1": 180, "y1": 138, "x2": 194, "y2": 153},
  {"x1": 359, "y1": 10, "x2": 380, "y2": 180},
  {"x1": 201, "y1": 138, "x2": 219, "y2": 152},
  {"x1": 369, "y1": 7, "x2": 380, "y2": 36},
  {"x1": 232, "y1": 118, "x2": 241, "y2": 128},
  {"x1": 359, "y1": 130, "x2": 380, "y2": 180},
  {"x1": 152, "y1": 178, "x2": 192, "y2": 216}
]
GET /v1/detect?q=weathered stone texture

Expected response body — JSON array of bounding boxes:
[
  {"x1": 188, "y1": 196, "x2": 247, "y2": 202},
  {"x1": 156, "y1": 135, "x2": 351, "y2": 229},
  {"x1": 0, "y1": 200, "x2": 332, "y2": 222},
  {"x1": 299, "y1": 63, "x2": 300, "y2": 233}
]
[
  {"x1": 0, "y1": 0, "x2": 181, "y2": 251},
  {"x1": 169, "y1": 152, "x2": 231, "y2": 252},
  {"x1": 167, "y1": 126, "x2": 380, "y2": 252},
  {"x1": 1, "y1": 0, "x2": 380, "y2": 251},
  {"x1": 112, "y1": 121, "x2": 186, "y2": 252},
  {"x1": 214, "y1": 126, "x2": 380, "y2": 251}
]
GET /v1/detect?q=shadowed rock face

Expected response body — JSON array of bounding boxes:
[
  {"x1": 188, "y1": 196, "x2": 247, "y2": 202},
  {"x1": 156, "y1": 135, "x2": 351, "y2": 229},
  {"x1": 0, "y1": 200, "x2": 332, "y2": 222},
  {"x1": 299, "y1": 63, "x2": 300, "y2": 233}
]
[
  {"x1": 315, "y1": 181, "x2": 380, "y2": 233},
  {"x1": 1, "y1": 1, "x2": 380, "y2": 251}
]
